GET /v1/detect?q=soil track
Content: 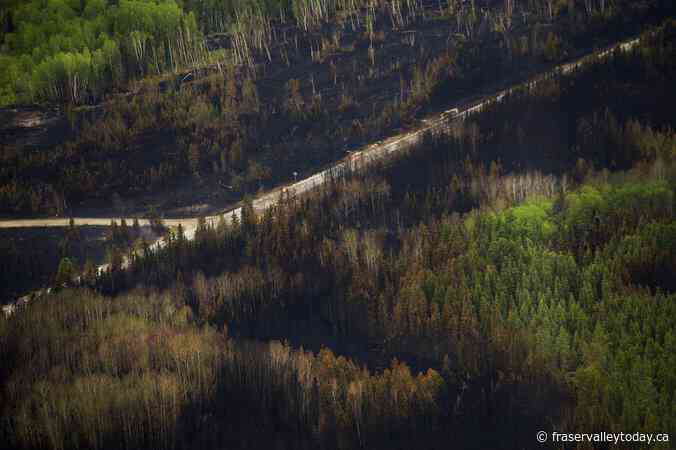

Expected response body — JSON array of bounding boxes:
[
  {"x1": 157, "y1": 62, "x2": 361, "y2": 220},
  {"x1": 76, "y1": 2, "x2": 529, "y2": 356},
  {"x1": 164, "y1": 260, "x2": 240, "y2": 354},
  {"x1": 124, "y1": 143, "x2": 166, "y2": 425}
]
[
  {"x1": 0, "y1": 33, "x2": 645, "y2": 314},
  {"x1": 0, "y1": 33, "x2": 642, "y2": 236}
]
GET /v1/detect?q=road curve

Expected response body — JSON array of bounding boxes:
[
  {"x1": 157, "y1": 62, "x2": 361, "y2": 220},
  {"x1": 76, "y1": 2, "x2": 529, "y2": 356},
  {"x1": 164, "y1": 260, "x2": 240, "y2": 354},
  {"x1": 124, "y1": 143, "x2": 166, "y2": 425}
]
[
  {"x1": 1, "y1": 34, "x2": 643, "y2": 237},
  {"x1": 1, "y1": 33, "x2": 645, "y2": 314}
]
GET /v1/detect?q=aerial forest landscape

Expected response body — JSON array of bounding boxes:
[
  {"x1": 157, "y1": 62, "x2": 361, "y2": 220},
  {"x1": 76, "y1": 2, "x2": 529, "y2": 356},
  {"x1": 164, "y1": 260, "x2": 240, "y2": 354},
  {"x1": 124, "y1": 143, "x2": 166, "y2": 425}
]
[{"x1": 0, "y1": 0, "x2": 675, "y2": 448}]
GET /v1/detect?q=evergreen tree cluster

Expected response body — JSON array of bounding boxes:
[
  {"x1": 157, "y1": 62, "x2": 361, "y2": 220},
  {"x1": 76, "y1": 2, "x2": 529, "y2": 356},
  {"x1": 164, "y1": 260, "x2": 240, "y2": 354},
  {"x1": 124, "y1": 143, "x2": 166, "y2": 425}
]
[
  {"x1": 1, "y1": 14, "x2": 675, "y2": 450},
  {"x1": 2, "y1": 142, "x2": 673, "y2": 448}
]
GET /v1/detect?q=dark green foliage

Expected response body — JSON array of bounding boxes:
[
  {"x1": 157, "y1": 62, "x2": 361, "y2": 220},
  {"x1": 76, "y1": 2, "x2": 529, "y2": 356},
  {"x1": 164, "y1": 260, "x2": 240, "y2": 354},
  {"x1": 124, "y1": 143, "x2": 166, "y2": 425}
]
[
  {"x1": 4, "y1": 153, "x2": 671, "y2": 449},
  {"x1": 2, "y1": 16, "x2": 676, "y2": 450},
  {"x1": 54, "y1": 256, "x2": 76, "y2": 286},
  {"x1": 88, "y1": 129, "x2": 671, "y2": 448},
  {"x1": 604, "y1": 221, "x2": 676, "y2": 291}
]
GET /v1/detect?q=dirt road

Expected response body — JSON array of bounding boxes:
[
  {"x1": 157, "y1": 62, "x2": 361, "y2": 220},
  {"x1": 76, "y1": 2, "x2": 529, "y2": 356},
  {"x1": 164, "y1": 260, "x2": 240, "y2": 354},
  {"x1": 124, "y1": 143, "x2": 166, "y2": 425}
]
[
  {"x1": 0, "y1": 34, "x2": 645, "y2": 316},
  {"x1": 0, "y1": 35, "x2": 642, "y2": 236}
]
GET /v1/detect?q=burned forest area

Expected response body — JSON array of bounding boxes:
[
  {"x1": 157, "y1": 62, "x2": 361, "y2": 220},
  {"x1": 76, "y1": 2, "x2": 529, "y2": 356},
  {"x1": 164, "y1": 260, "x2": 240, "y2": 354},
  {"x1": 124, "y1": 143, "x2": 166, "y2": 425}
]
[{"x1": 1, "y1": 1, "x2": 675, "y2": 450}]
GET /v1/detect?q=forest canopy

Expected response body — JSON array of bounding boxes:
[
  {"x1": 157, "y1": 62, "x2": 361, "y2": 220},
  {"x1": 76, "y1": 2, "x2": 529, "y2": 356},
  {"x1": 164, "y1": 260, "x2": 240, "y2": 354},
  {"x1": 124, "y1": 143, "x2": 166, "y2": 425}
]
[
  {"x1": 0, "y1": 0, "x2": 205, "y2": 105},
  {"x1": 1, "y1": 20, "x2": 676, "y2": 450},
  {"x1": 2, "y1": 153, "x2": 674, "y2": 449},
  {"x1": 2, "y1": 0, "x2": 674, "y2": 106}
]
